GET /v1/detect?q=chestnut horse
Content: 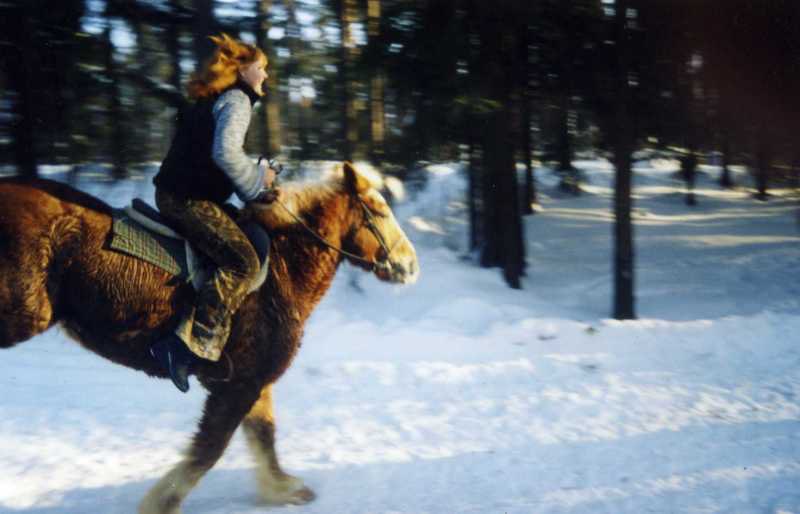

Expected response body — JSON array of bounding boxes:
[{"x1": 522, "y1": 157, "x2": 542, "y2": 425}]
[{"x1": 0, "y1": 163, "x2": 419, "y2": 514}]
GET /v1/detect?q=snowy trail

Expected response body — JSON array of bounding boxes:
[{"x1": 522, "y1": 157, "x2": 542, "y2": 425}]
[
  {"x1": 2, "y1": 315, "x2": 799, "y2": 514},
  {"x1": 0, "y1": 160, "x2": 799, "y2": 513}
]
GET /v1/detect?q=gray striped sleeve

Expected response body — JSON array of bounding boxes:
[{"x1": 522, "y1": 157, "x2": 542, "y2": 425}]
[{"x1": 211, "y1": 89, "x2": 265, "y2": 202}]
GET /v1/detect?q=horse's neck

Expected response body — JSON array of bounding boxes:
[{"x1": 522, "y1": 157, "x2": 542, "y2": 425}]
[
  {"x1": 252, "y1": 190, "x2": 356, "y2": 326},
  {"x1": 263, "y1": 232, "x2": 342, "y2": 325}
]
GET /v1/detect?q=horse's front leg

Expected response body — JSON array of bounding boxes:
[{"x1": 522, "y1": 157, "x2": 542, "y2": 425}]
[
  {"x1": 242, "y1": 384, "x2": 316, "y2": 505},
  {"x1": 139, "y1": 384, "x2": 260, "y2": 514}
]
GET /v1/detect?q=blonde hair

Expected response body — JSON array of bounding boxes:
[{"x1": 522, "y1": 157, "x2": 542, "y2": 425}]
[{"x1": 187, "y1": 33, "x2": 267, "y2": 99}]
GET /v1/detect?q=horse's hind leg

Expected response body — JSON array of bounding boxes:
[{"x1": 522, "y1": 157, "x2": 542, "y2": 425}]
[
  {"x1": 242, "y1": 384, "x2": 316, "y2": 505},
  {"x1": 138, "y1": 385, "x2": 261, "y2": 514}
]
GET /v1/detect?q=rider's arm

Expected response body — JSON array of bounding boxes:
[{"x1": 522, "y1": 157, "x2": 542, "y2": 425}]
[{"x1": 211, "y1": 89, "x2": 266, "y2": 203}]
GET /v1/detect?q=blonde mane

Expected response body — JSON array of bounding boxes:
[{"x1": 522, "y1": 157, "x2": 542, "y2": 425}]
[{"x1": 245, "y1": 175, "x2": 343, "y2": 231}]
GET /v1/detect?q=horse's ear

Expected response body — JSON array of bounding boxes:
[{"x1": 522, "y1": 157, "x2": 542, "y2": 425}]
[{"x1": 342, "y1": 162, "x2": 370, "y2": 194}]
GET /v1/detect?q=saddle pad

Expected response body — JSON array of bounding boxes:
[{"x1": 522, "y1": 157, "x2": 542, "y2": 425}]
[{"x1": 109, "y1": 209, "x2": 188, "y2": 278}]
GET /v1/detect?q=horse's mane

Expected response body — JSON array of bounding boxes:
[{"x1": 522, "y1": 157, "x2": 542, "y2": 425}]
[{"x1": 244, "y1": 175, "x2": 343, "y2": 231}]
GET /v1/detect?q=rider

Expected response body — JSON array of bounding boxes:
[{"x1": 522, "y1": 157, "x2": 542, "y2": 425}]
[{"x1": 150, "y1": 33, "x2": 278, "y2": 393}]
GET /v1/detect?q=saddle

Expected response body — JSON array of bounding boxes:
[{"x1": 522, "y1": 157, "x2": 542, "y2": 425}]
[{"x1": 109, "y1": 199, "x2": 270, "y2": 294}]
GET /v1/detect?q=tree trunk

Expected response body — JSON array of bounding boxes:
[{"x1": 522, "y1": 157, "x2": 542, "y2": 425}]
[
  {"x1": 370, "y1": 73, "x2": 386, "y2": 165},
  {"x1": 755, "y1": 137, "x2": 770, "y2": 201},
  {"x1": 131, "y1": 19, "x2": 157, "y2": 161},
  {"x1": 682, "y1": 150, "x2": 698, "y2": 206},
  {"x1": 298, "y1": 98, "x2": 311, "y2": 160},
  {"x1": 522, "y1": 101, "x2": 537, "y2": 212},
  {"x1": 104, "y1": 27, "x2": 127, "y2": 179},
  {"x1": 612, "y1": 0, "x2": 636, "y2": 320},
  {"x1": 6, "y1": 4, "x2": 38, "y2": 178},
  {"x1": 479, "y1": 143, "x2": 501, "y2": 268},
  {"x1": 556, "y1": 89, "x2": 572, "y2": 172},
  {"x1": 793, "y1": 153, "x2": 800, "y2": 229},
  {"x1": 467, "y1": 124, "x2": 481, "y2": 252},
  {"x1": 367, "y1": 0, "x2": 386, "y2": 165},
  {"x1": 166, "y1": 6, "x2": 183, "y2": 94},
  {"x1": 465, "y1": 3, "x2": 481, "y2": 253},
  {"x1": 286, "y1": 0, "x2": 304, "y2": 157},
  {"x1": 519, "y1": 21, "x2": 536, "y2": 214},
  {"x1": 337, "y1": 0, "x2": 358, "y2": 161},
  {"x1": 47, "y1": 0, "x2": 85, "y2": 168},
  {"x1": 555, "y1": 43, "x2": 577, "y2": 194},
  {"x1": 256, "y1": 0, "x2": 281, "y2": 157},
  {"x1": 556, "y1": 91, "x2": 579, "y2": 193},
  {"x1": 477, "y1": 4, "x2": 524, "y2": 288},
  {"x1": 166, "y1": 0, "x2": 186, "y2": 125},
  {"x1": 719, "y1": 127, "x2": 733, "y2": 188},
  {"x1": 192, "y1": 0, "x2": 215, "y2": 66}
]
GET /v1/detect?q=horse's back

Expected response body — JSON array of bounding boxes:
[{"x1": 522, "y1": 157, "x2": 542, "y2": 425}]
[{"x1": 0, "y1": 177, "x2": 111, "y2": 221}]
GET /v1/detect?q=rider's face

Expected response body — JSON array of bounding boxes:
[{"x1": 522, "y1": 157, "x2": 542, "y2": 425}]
[{"x1": 240, "y1": 57, "x2": 268, "y2": 96}]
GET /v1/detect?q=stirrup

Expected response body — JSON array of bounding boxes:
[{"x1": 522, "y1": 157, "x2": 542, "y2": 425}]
[{"x1": 150, "y1": 335, "x2": 195, "y2": 393}]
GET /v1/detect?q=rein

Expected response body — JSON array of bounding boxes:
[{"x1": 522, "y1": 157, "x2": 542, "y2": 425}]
[
  {"x1": 212, "y1": 193, "x2": 399, "y2": 384},
  {"x1": 270, "y1": 196, "x2": 400, "y2": 271}
]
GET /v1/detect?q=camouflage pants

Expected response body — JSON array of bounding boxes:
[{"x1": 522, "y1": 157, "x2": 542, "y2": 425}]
[{"x1": 155, "y1": 189, "x2": 260, "y2": 361}]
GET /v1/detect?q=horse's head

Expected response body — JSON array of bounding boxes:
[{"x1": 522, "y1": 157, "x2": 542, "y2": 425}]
[
  {"x1": 339, "y1": 162, "x2": 419, "y2": 284},
  {"x1": 245, "y1": 162, "x2": 419, "y2": 285}
]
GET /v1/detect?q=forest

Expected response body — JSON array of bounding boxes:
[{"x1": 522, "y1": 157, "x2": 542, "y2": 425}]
[
  {"x1": 1, "y1": 0, "x2": 799, "y2": 315},
  {"x1": 1, "y1": 4, "x2": 800, "y2": 513}
]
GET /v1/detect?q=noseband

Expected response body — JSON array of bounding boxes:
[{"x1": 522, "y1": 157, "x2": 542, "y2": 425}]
[
  {"x1": 355, "y1": 197, "x2": 403, "y2": 273},
  {"x1": 271, "y1": 196, "x2": 401, "y2": 273}
]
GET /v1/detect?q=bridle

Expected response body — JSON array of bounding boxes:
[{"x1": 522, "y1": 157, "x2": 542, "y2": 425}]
[
  {"x1": 271, "y1": 195, "x2": 402, "y2": 273},
  {"x1": 210, "y1": 193, "x2": 401, "y2": 384}
]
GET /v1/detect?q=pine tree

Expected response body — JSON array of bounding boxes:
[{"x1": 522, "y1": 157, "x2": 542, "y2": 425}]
[
  {"x1": 611, "y1": 0, "x2": 635, "y2": 319},
  {"x1": 472, "y1": 0, "x2": 525, "y2": 288}
]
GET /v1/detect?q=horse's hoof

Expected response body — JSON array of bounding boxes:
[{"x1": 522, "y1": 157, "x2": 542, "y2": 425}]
[
  {"x1": 258, "y1": 477, "x2": 316, "y2": 506},
  {"x1": 287, "y1": 486, "x2": 316, "y2": 505}
]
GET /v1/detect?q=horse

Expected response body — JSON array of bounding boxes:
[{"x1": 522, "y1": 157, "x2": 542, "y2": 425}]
[{"x1": 0, "y1": 162, "x2": 419, "y2": 514}]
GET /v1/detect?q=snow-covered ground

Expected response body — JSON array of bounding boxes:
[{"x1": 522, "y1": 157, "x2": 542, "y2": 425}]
[{"x1": 0, "y1": 159, "x2": 798, "y2": 514}]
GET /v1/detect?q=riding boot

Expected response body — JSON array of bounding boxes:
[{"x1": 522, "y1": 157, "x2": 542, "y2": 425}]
[{"x1": 150, "y1": 334, "x2": 197, "y2": 393}]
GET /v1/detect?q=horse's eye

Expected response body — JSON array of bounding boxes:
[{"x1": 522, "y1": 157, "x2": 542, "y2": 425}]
[
  {"x1": 361, "y1": 198, "x2": 388, "y2": 218},
  {"x1": 368, "y1": 205, "x2": 391, "y2": 218}
]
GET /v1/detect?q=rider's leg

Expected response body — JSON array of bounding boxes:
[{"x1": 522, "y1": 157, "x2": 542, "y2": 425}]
[{"x1": 153, "y1": 189, "x2": 260, "y2": 391}]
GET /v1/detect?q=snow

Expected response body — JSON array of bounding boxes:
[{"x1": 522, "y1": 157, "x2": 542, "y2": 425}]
[{"x1": 1, "y1": 159, "x2": 799, "y2": 513}]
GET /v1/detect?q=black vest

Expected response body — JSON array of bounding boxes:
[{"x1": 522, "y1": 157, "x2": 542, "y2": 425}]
[{"x1": 154, "y1": 82, "x2": 261, "y2": 205}]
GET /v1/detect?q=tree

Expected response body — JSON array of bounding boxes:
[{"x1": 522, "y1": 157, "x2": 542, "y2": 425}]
[
  {"x1": 1, "y1": 0, "x2": 87, "y2": 176},
  {"x1": 537, "y1": 0, "x2": 602, "y2": 194},
  {"x1": 697, "y1": 0, "x2": 800, "y2": 200},
  {"x1": 366, "y1": 0, "x2": 386, "y2": 165},
  {"x1": 611, "y1": 0, "x2": 635, "y2": 319},
  {"x1": 103, "y1": 14, "x2": 128, "y2": 179},
  {"x1": 254, "y1": 0, "x2": 282, "y2": 157},
  {"x1": 517, "y1": 15, "x2": 537, "y2": 214},
  {"x1": 192, "y1": 0, "x2": 217, "y2": 67},
  {"x1": 3, "y1": 2, "x2": 38, "y2": 177},
  {"x1": 472, "y1": 0, "x2": 525, "y2": 288},
  {"x1": 333, "y1": 0, "x2": 359, "y2": 161}
]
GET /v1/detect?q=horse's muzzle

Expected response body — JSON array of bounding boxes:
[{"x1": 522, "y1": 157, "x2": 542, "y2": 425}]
[{"x1": 377, "y1": 257, "x2": 419, "y2": 285}]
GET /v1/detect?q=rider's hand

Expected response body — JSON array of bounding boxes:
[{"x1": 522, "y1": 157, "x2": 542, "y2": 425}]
[
  {"x1": 256, "y1": 157, "x2": 282, "y2": 203},
  {"x1": 254, "y1": 186, "x2": 281, "y2": 204},
  {"x1": 262, "y1": 164, "x2": 277, "y2": 189}
]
